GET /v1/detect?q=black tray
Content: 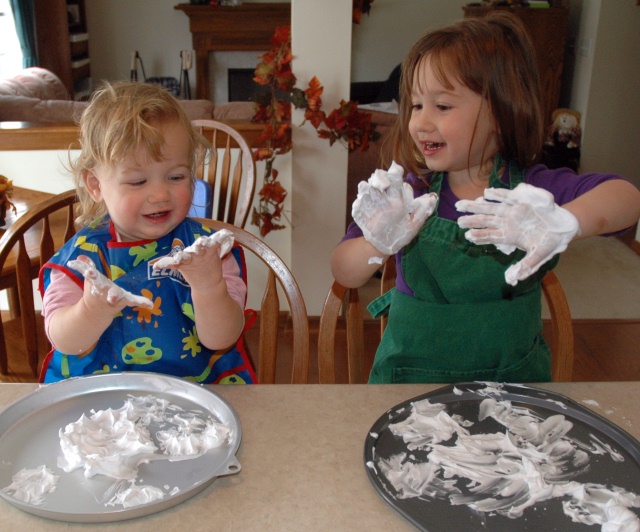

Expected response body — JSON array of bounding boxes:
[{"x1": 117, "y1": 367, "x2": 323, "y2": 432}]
[{"x1": 364, "y1": 383, "x2": 640, "y2": 531}]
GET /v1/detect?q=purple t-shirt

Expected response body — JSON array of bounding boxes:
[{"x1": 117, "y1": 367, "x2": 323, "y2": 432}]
[{"x1": 342, "y1": 164, "x2": 627, "y2": 296}]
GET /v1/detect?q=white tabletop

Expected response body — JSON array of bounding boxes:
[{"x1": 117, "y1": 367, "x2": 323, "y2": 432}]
[{"x1": 0, "y1": 382, "x2": 638, "y2": 530}]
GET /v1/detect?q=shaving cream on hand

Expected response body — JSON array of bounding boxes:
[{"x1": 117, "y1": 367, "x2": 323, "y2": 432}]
[
  {"x1": 68, "y1": 256, "x2": 154, "y2": 308},
  {"x1": 352, "y1": 161, "x2": 437, "y2": 263},
  {"x1": 456, "y1": 183, "x2": 579, "y2": 286},
  {"x1": 153, "y1": 229, "x2": 234, "y2": 270}
]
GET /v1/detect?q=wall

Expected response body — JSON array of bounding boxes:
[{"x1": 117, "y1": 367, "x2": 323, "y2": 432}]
[
  {"x1": 351, "y1": 0, "x2": 463, "y2": 82},
  {"x1": 571, "y1": 1, "x2": 640, "y2": 186},
  {"x1": 567, "y1": 0, "x2": 640, "y2": 238},
  {"x1": 290, "y1": 0, "x2": 352, "y2": 314}
]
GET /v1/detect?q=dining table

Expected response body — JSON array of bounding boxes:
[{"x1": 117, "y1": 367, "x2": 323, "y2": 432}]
[
  {"x1": 0, "y1": 381, "x2": 638, "y2": 530},
  {"x1": 1, "y1": 186, "x2": 54, "y2": 230}
]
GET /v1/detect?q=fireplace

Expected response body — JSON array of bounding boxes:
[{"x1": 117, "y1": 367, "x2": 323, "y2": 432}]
[
  {"x1": 228, "y1": 68, "x2": 260, "y2": 102},
  {"x1": 174, "y1": 3, "x2": 290, "y2": 101}
]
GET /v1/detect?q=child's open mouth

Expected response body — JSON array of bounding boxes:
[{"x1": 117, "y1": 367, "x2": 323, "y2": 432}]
[
  {"x1": 145, "y1": 211, "x2": 170, "y2": 221},
  {"x1": 425, "y1": 142, "x2": 444, "y2": 151}
]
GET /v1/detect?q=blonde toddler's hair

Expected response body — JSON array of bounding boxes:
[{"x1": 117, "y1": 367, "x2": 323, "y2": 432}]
[{"x1": 71, "y1": 81, "x2": 208, "y2": 225}]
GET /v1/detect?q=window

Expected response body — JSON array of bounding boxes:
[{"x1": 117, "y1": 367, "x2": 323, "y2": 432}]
[{"x1": 0, "y1": 0, "x2": 23, "y2": 78}]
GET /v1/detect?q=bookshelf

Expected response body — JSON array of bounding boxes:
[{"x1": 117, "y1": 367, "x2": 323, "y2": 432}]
[{"x1": 33, "y1": 0, "x2": 92, "y2": 100}]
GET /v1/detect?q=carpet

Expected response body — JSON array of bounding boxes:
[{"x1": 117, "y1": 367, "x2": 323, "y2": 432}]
[{"x1": 545, "y1": 236, "x2": 640, "y2": 320}]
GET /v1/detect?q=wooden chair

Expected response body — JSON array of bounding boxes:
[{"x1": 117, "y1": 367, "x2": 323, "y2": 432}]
[
  {"x1": 0, "y1": 190, "x2": 78, "y2": 381},
  {"x1": 318, "y1": 260, "x2": 574, "y2": 383},
  {"x1": 196, "y1": 218, "x2": 310, "y2": 383},
  {"x1": 191, "y1": 119, "x2": 257, "y2": 228}
]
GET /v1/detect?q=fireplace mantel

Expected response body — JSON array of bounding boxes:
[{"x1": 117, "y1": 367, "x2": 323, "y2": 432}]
[{"x1": 175, "y1": 3, "x2": 290, "y2": 100}]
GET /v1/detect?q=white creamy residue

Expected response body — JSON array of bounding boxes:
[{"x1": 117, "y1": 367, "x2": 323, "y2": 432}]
[
  {"x1": 104, "y1": 480, "x2": 165, "y2": 508},
  {"x1": 2, "y1": 466, "x2": 59, "y2": 505},
  {"x1": 58, "y1": 394, "x2": 232, "y2": 483},
  {"x1": 3, "y1": 394, "x2": 232, "y2": 509},
  {"x1": 58, "y1": 406, "x2": 157, "y2": 480},
  {"x1": 374, "y1": 395, "x2": 640, "y2": 531}
]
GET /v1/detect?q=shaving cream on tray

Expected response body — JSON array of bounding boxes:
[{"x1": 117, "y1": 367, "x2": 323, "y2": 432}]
[
  {"x1": 369, "y1": 383, "x2": 640, "y2": 531},
  {"x1": 2, "y1": 394, "x2": 232, "y2": 508}
]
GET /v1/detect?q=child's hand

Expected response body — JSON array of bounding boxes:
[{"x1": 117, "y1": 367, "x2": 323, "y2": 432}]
[
  {"x1": 68, "y1": 255, "x2": 154, "y2": 308},
  {"x1": 456, "y1": 183, "x2": 580, "y2": 286},
  {"x1": 352, "y1": 161, "x2": 437, "y2": 261},
  {"x1": 153, "y1": 230, "x2": 234, "y2": 270},
  {"x1": 152, "y1": 230, "x2": 235, "y2": 292}
]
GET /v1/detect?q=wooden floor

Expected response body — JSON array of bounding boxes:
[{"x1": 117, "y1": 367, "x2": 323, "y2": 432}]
[{"x1": 244, "y1": 316, "x2": 640, "y2": 384}]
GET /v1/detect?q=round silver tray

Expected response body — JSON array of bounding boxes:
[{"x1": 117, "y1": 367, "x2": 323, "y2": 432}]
[{"x1": 0, "y1": 372, "x2": 242, "y2": 523}]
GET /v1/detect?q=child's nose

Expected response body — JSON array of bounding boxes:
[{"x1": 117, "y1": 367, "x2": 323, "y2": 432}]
[
  {"x1": 415, "y1": 108, "x2": 435, "y2": 130},
  {"x1": 148, "y1": 183, "x2": 171, "y2": 203}
]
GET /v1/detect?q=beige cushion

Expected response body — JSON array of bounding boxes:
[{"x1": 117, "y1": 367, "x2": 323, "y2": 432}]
[
  {"x1": 178, "y1": 99, "x2": 214, "y2": 120},
  {"x1": 0, "y1": 96, "x2": 86, "y2": 123},
  {"x1": 213, "y1": 101, "x2": 256, "y2": 121},
  {"x1": 0, "y1": 67, "x2": 68, "y2": 100}
]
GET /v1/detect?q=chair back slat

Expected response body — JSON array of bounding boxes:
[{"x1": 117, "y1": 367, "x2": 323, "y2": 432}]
[
  {"x1": 216, "y1": 135, "x2": 232, "y2": 222},
  {"x1": 258, "y1": 271, "x2": 279, "y2": 384},
  {"x1": 16, "y1": 237, "x2": 39, "y2": 375},
  {"x1": 542, "y1": 271, "x2": 574, "y2": 381},
  {"x1": 192, "y1": 120, "x2": 257, "y2": 228},
  {"x1": 345, "y1": 287, "x2": 365, "y2": 384},
  {"x1": 227, "y1": 155, "x2": 244, "y2": 226},
  {"x1": 317, "y1": 281, "x2": 346, "y2": 384},
  {"x1": 39, "y1": 217, "x2": 54, "y2": 269}
]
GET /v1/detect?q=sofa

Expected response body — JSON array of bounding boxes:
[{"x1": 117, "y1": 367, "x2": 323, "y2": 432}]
[{"x1": 0, "y1": 67, "x2": 255, "y2": 123}]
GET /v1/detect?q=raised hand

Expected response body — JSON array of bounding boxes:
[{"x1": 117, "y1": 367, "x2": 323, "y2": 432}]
[
  {"x1": 352, "y1": 161, "x2": 437, "y2": 262},
  {"x1": 456, "y1": 183, "x2": 579, "y2": 286},
  {"x1": 152, "y1": 229, "x2": 234, "y2": 270},
  {"x1": 67, "y1": 255, "x2": 154, "y2": 308}
]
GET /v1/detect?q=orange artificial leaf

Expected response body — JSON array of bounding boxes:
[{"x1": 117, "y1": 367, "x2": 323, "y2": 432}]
[{"x1": 305, "y1": 77, "x2": 324, "y2": 111}]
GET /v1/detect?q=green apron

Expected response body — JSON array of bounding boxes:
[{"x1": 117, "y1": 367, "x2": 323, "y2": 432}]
[{"x1": 368, "y1": 159, "x2": 556, "y2": 384}]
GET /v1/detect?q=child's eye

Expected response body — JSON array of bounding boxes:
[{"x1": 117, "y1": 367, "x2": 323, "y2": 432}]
[
  {"x1": 169, "y1": 174, "x2": 187, "y2": 182},
  {"x1": 411, "y1": 103, "x2": 422, "y2": 111},
  {"x1": 436, "y1": 103, "x2": 452, "y2": 111},
  {"x1": 128, "y1": 179, "x2": 146, "y2": 187}
]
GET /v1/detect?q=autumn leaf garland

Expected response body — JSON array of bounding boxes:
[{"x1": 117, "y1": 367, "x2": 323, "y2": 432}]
[{"x1": 250, "y1": 25, "x2": 379, "y2": 237}]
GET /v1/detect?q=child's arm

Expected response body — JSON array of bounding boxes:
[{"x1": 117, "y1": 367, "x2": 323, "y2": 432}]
[
  {"x1": 331, "y1": 237, "x2": 390, "y2": 289},
  {"x1": 562, "y1": 179, "x2": 640, "y2": 238},
  {"x1": 46, "y1": 257, "x2": 150, "y2": 355},
  {"x1": 457, "y1": 179, "x2": 640, "y2": 286},
  {"x1": 160, "y1": 242, "x2": 244, "y2": 350}
]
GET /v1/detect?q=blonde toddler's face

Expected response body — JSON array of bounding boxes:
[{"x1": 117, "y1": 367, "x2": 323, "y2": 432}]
[{"x1": 85, "y1": 120, "x2": 193, "y2": 242}]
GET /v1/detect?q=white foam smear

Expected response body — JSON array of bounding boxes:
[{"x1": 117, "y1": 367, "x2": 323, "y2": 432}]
[
  {"x1": 153, "y1": 229, "x2": 234, "y2": 270},
  {"x1": 3, "y1": 394, "x2": 231, "y2": 509},
  {"x1": 104, "y1": 480, "x2": 166, "y2": 508},
  {"x1": 2, "y1": 466, "x2": 59, "y2": 506},
  {"x1": 373, "y1": 386, "x2": 640, "y2": 531}
]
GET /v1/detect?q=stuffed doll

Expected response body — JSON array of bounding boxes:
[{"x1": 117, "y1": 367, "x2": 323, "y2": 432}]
[{"x1": 541, "y1": 108, "x2": 582, "y2": 172}]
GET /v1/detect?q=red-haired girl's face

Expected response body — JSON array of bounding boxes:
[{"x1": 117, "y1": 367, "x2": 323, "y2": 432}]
[{"x1": 408, "y1": 56, "x2": 498, "y2": 184}]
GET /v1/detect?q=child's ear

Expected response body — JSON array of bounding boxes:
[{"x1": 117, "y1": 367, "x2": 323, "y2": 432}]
[{"x1": 83, "y1": 169, "x2": 102, "y2": 202}]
